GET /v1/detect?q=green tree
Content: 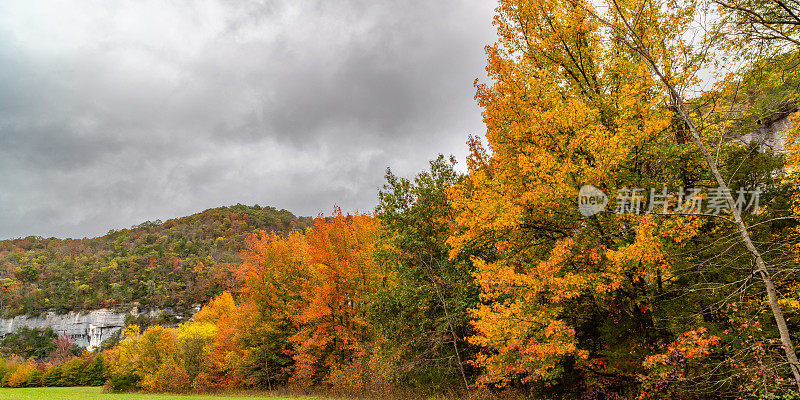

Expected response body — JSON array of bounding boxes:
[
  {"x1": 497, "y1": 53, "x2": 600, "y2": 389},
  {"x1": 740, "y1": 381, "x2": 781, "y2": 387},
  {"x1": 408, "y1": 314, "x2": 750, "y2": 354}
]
[
  {"x1": 370, "y1": 155, "x2": 480, "y2": 390},
  {"x1": 0, "y1": 328, "x2": 57, "y2": 360},
  {"x1": 83, "y1": 354, "x2": 107, "y2": 386},
  {"x1": 40, "y1": 365, "x2": 61, "y2": 387}
]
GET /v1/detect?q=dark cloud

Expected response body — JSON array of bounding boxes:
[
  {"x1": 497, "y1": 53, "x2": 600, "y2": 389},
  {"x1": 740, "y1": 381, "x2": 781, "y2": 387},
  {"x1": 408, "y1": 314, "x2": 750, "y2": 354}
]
[{"x1": 0, "y1": 0, "x2": 495, "y2": 239}]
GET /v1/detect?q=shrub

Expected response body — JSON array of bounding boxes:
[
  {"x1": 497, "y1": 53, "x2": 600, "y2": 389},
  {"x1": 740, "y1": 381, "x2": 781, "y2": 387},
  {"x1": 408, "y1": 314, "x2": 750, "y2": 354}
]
[
  {"x1": 83, "y1": 354, "x2": 107, "y2": 386},
  {"x1": 106, "y1": 372, "x2": 141, "y2": 393},
  {"x1": 142, "y1": 358, "x2": 190, "y2": 393},
  {"x1": 41, "y1": 365, "x2": 62, "y2": 387},
  {"x1": 6, "y1": 359, "x2": 36, "y2": 388},
  {"x1": 58, "y1": 357, "x2": 86, "y2": 386},
  {"x1": 0, "y1": 358, "x2": 21, "y2": 387},
  {"x1": 26, "y1": 368, "x2": 43, "y2": 387},
  {"x1": 105, "y1": 325, "x2": 192, "y2": 392}
]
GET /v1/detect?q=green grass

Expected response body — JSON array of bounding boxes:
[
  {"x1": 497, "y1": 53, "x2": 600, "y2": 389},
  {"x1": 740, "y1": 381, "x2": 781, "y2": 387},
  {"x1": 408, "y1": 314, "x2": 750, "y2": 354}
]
[{"x1": 0, "y1": 387, "x2": 316, "y2": 400}]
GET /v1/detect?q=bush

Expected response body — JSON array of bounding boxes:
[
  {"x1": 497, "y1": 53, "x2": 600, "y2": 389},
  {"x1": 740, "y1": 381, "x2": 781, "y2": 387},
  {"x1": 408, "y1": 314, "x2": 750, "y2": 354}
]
[
  {"x1": 105, "y1": 325, "x2": 196, "y2": 392},
  {"x1": 142, "y1": 359, "x2": 190, "y2": 393},
  {"x1": 106, "y1": 372, "x2": 141, "y2": 393},
  {"x1": 0, "y1": 358, "x2": 21, "y2": 387},
  {"x1": 83, "y1": 354, "x2": 107, "y2": 386},
  {"x1": 6, "y1": 359, "x2": 36, "y2": 388},
  {"x1": 58, "y1": 357, "x2": 85, "y2": 386},
  {"x1": 26, "y1": 368, "x2": 42, "y2": 387},
  {"x1": 41, "y1": 365, "x2": 61, "y2": 387}
]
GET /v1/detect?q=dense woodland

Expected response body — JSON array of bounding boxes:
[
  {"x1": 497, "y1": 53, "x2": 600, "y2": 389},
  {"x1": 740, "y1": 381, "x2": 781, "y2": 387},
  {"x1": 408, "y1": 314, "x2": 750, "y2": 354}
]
[
  {"x1": 0, "y1": 205, "x2": 311, "y2": 316},
  {"x1": 5, "y1": 0, "x2": 800, "y2": 398}
]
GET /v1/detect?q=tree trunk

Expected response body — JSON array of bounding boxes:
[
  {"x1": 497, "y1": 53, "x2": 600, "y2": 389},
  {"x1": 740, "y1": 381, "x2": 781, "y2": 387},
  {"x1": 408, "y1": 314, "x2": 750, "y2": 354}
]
[{"x1": 584, "y1": 2, "x2": 800, "y2": 390}]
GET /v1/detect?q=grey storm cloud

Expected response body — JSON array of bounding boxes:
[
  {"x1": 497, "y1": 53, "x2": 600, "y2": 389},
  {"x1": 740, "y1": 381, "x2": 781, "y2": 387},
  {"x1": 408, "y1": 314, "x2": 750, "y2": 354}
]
[{"x1": 0, "y1": 0, "x2": 496, "y2": 239}]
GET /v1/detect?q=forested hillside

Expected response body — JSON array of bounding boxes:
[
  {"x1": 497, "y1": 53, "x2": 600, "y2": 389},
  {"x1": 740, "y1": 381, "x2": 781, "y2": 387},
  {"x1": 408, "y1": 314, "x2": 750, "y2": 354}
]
[{"x1": 0, "y1": 205, "x2": 312, "y2": 317}]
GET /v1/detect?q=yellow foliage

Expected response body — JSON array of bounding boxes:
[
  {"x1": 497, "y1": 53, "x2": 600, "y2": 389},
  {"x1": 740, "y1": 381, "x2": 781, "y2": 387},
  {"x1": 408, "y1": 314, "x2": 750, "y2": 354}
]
[{"x1": 448, "y1": 0, "x2": 700, "y2": 387}]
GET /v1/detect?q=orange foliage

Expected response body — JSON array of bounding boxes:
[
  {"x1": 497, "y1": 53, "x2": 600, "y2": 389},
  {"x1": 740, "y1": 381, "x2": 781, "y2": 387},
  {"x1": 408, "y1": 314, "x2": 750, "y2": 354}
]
[
  {"x1": 289, "y1": 208, "x2": 383, "y2": 384},
  {"x1": 104, "y1": 209, "x2": 385, "y2": 390},
  {"x1": 638, "y1": 328, "x2": 721, "y2": 399},
  {"x1": 239, "y1": 229, "x2": 311, "y2": 325},
  {"x1": 446, "y1": 0, "x2": 696, "y2": 388},
  {"x1": 192, "y1": 291, "x2": 245, "y2": 390},
  {"x1": 227, "y1": 208, "x2": 383, "y2": 386}
]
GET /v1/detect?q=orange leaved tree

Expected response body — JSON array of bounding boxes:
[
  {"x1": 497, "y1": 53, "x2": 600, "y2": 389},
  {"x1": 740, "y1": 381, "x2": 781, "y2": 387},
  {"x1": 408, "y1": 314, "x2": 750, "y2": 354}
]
[
  {"x1": 232, "y1": 208, "x2": 384, "y2": 389},
  {"x1": 448, "y1": 0, "x2": 717, "y2": 394},
  {"x1": 290, "y1": 208, "x2": 384, "y2": 386},
  {"x1": 236, "y1": 229, "x2": 312, "y2": 388}
]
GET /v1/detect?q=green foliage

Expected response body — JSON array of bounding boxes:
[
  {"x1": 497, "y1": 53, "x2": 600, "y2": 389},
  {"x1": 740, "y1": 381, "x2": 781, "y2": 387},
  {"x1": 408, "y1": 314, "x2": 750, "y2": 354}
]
[
  {"x1": 83, "y1": 354, "x2": 107, "y2": 386},
  {"x1": 0, "y1": 205, "x2": 312, "y2": 317},
  {"x1": 40, "y1": 364, "x2": 61, "y2": 387},
  {"x1": 0, "y1": 327, "x2": 57, "y2": 360},
  {"x1": 58, "y1": 357, "x2": 86, "y2": 386},
  {"x1": 106, "y1": 372, "x2": 141, "y2": 393},
  {"x1": 370, "y1": 155, "x2": 481, "y2": 388},
  {"x1": 25, "y1": 368, "x2": 42, "y2": 387},
  {"x1": 708, "y1": 52, "x2": 800, "y2": 139}
]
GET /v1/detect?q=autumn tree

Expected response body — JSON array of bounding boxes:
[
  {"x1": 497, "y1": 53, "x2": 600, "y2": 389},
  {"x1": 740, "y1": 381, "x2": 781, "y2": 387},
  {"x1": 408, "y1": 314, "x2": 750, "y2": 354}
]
[
  {"x1": 290, "y1": 209, "x2": 383, "y2": 386},
  {"x1": 581, "y1": 0, "x2": 800, "y2": 394},
  {"x1": 715, "y1": 0, "x2": 800, "y2": 53},
  {"x1": 449, "y1": 0, "x2": 800, "y2": 397},
  {"x1": 235, "y1": 231, "x2": 311, "y2": 388},
  {"x1": 448, "y1": 0, "x2": 683, "y2": 392},
  {"x1": 227, "y1": 209, "x2": 384, "y2": 390},
  {"x1": 189, "y1": 291, "x2": 244, "y2": 390},
  {"x1": 104, "y1": 325, "x2": 186, "y2": 392}
]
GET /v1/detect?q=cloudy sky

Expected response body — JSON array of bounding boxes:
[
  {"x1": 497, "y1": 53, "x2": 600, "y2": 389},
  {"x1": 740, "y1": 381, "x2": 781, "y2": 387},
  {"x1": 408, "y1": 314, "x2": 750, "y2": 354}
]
[{"x1": 0, "y1": 0, "x2": 496, "y2": 239}]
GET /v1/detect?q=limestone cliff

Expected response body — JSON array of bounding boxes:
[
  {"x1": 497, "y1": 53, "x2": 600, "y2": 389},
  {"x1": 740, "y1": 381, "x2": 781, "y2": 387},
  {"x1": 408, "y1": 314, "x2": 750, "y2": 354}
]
[{"x1": 0, "y1": 307, "x2": 192, "y2": 350}]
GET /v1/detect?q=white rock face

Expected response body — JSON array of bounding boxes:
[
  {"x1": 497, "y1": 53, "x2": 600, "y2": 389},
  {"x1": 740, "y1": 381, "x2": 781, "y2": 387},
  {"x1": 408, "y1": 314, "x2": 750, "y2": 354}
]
[
  {"x1": 0, "y1": 308, "x2": 175, "y2": 350},
  {"x1": 737, "y1": 111, "x2": 795, "y2": 152}
]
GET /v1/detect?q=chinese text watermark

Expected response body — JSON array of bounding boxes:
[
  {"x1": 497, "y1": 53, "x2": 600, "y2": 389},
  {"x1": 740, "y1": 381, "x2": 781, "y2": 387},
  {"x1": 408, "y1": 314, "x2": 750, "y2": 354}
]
[{"x1": 578, "y1": 185, "x2": 761, "y2": 217}]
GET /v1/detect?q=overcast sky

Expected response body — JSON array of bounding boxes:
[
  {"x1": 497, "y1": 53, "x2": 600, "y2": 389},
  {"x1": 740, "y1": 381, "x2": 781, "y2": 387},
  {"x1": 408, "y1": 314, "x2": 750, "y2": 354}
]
[{"x1": 0, "y1": 0, "x2": 496, "y2": 239}]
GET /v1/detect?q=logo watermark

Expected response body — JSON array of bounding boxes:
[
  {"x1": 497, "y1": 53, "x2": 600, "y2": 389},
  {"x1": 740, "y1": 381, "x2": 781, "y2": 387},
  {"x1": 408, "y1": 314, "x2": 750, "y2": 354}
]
[
  {"x1": 578, "y1": 185, "x2": 609, "y2": 217},
  {"x1": 578, "y1": 185, "x2": 761, "y2": 216}
]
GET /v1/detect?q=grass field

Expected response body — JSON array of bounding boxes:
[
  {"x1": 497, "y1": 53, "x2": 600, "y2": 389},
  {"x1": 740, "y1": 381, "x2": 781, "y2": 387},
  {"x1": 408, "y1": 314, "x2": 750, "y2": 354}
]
[{"x1": 0, "y1": 387, "x2": 317, "y2": 400}]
